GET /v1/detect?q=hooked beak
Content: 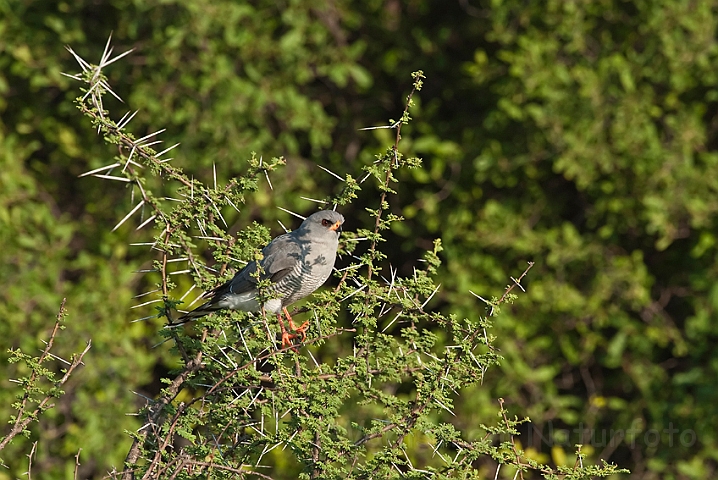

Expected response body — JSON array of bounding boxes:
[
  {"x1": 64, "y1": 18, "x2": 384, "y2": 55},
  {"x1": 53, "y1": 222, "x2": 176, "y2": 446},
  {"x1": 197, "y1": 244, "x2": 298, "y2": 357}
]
[{"x1": 329, "y1": 220, "x2": 343, "y2": 232}]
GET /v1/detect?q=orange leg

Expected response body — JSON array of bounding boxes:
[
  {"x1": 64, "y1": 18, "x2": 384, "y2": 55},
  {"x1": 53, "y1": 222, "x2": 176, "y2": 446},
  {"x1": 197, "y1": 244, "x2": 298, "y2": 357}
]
[
  {"x1": 275, "y1": 307, "x2": 310, "y2": 349},
  {"x1": 283, "y1": 307, "x2": 309, "y2": 342},
  {"x1": 275, "y1": 314, "x2": 294, "y2": 349}
]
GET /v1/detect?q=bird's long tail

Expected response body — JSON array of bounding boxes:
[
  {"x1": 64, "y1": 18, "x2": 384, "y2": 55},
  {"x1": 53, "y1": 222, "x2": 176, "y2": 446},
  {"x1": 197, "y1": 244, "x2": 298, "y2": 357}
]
[{"x1": 169, "y1": 301, "x2": 221, "y2": 327}]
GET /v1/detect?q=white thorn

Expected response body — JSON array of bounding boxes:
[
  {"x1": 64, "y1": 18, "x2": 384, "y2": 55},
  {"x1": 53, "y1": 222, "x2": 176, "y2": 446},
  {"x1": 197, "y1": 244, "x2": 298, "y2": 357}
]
[
  {"x1": 79, "y1": 162, "x2": 120, "y2": 177},
  {"x1": 317, "y1": 164, "x2": 346, "y2": 182},
  {"x1": 112, "y1": 200, "x2": 145, "y2": 232},
  {"x1": 92, "y1": 174, "x2": 131, "y2": 183},
  {"x1": 134, "y1": 129, "x2": 166, "y2": 145},
  {"x1": 155, "y1": 142, "x2": 180, "y2": 158},
  {"x1": 277, "y1": 206, "x2": 306, "y2": 221}
]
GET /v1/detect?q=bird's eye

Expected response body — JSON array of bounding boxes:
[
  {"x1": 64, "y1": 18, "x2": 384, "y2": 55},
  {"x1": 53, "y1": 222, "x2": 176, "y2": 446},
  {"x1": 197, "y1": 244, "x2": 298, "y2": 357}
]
[{"x1": 321, "y1": 219, "x2": 332, "y2": 227}]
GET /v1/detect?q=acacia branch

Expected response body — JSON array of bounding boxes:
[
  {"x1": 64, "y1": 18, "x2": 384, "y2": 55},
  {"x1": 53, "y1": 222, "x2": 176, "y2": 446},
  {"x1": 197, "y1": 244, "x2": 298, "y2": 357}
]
[
  {"x1": 121, "y1": 331, "x2": 206, "y2": 480},
  {"x1": 498, "y1": 398, "x2": 525, "y2": 480},
  {"x1": 0, "y1": 300, "x2": 91, "y2": 452}
]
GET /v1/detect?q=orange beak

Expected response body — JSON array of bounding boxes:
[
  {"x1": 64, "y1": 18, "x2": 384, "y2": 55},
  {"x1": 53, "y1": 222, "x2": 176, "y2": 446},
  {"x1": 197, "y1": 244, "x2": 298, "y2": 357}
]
[{"x1": 329, "y1": 220, "x2": 343, "y2": 232}]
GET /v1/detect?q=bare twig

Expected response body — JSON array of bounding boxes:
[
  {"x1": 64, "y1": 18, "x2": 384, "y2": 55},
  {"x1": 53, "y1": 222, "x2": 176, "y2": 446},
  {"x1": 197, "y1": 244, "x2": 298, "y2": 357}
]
[
  {"x1": 74, "y1": 449, "x2": 83, "y2": 480},
  {"x1": 26, "y1": 441, "x2": 37, "y2": 480}
]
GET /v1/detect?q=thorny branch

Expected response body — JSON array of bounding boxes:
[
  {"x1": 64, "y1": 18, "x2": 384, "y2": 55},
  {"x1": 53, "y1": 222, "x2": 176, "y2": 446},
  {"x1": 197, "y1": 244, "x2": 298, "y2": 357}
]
[
  {"x1": 366, "y1": 72, "x2": 424, "y2": 283},
  {"x1": 61, "y1": 42, "x2": 628, "y2": 480},
  {"x1": 499, "y1": 398, "x2": 525, "y2": 480},
  {"x1": 0, "y1": 299, "x2": 92, "y2": 452},
  {"x1": 121, "y1": 332, "x2": 206, "y2": 480}
]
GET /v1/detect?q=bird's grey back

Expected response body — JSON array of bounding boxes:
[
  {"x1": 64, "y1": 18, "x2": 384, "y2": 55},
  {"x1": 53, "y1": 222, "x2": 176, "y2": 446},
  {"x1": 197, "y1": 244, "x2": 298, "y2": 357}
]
[
  {"x1": 215, "y1": 232, "x2": 302, "y2": 298},
  {"x1": 176, "y1": 210, "x2": 343, "y2": 322},
  {"x1": 215, "y1": 220, "x2": 338, "y2": 307}
]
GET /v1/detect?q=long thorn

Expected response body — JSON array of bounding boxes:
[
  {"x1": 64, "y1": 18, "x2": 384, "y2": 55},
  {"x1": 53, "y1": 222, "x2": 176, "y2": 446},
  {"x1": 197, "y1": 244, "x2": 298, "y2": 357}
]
[
  {"x1": 79, "y1": 162, "x2": 120, "y2": 177},
  {"x1": 112, "y1": 200, "x2": 145, "y2": 232}
]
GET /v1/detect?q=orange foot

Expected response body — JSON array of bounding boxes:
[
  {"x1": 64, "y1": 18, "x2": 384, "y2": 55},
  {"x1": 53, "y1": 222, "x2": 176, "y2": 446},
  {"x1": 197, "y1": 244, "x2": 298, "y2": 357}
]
[
  {"x1": 276, "y1": 307, "x2": 309, "y2": 350},
  {"x1": 284, "y1": 307, "x2": 309, "y2": 342}
]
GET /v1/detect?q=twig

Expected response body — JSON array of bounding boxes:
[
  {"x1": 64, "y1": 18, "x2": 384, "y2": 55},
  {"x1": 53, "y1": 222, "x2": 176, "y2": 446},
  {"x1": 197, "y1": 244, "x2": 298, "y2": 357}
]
[
  {"x1": 74, "y1": 449, "x2": 83, "y2": 480},
  {"x1": 498, "y1": 398, "x2": 525, "y2": 480},
  {"x1": 120, "y1": 331, "x2": 206, "y2": 480},
  {"x1": 0, "y1": 300, "x2": 92, "y2": 452},
  {"x1": 26, "y1": 441, "x2": 37, "y2": 480}
]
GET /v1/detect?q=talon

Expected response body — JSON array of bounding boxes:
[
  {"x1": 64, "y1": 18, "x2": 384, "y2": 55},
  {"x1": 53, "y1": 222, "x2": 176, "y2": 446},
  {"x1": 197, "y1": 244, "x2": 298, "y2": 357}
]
[
  {"x1": 283, "y1": 307, "x2": 309, "y2": 344},
  {"x1": 289, "y1": 320, "x2": 309, "y2": 342},
  {"x1": 277, "y1": 310, "x2": 302, "y2": 351},
  {"x1": 281, "y1": 331, "x2": 294, "y2": 349}
]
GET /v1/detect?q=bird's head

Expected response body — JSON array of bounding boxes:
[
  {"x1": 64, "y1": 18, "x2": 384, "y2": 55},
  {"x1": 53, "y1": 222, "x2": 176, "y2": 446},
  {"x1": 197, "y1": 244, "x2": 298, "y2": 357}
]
[{"x1": 299, "y1": 210, "x2": 344, "y2": 239}]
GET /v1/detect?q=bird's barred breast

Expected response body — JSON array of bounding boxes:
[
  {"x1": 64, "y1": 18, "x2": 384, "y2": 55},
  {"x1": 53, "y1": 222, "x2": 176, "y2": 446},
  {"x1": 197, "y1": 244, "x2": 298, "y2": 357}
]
[{"x1": 276, "y1": 252, "x2": 335, "y2": 307}]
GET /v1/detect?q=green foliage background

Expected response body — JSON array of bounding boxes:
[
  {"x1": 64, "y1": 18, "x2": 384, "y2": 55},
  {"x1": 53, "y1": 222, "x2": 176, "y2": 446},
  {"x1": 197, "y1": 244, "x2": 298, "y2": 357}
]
[{"x1": 1, "y1": 0, "x2": 717, "y2": 478}]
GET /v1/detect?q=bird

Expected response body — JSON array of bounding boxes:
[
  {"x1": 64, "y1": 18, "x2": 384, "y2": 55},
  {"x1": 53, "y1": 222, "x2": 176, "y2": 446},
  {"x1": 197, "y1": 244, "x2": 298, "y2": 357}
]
[{"x1": 176, "y1": 210, "x2": 344, "y2": 348}]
